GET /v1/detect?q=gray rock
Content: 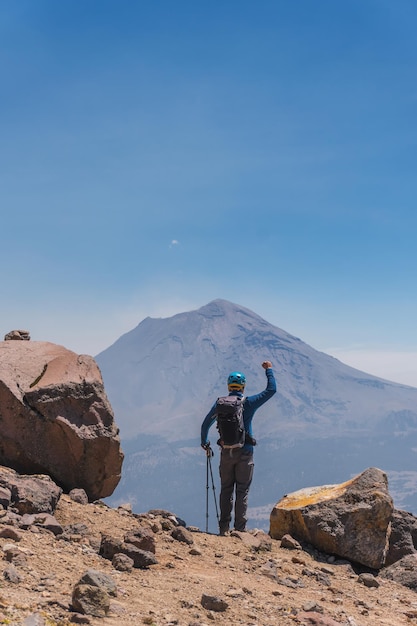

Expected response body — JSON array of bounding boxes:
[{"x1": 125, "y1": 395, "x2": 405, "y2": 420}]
[
  {"x1": 201, "y1": 593, "x2": 228, "y2": 612},
  {"x1": 385, "y1": 508, "x2": 417, "y2": 566},
  {"x1": 99, "y1": 534, "x2": 123, "y2": 560},
  {"x1": 99, "y1": 534, "x2": 158, "y2": 568},
  {"x1": 112, "y1": 553, "x2": 134, "y2": 572},
  {"x1": 270, "y1": 468, "x2": 393, "y2": 569},
  {"x1": 4, "y1": 330, "x2": 30, "y2": 341},
  {"x1": 380, "y1": 553, "x2": 417, "y2": 590},
  {"x1": 3, "y1": 546, "x2": 28, "y2": 566},
  {"x1": 72, "y1": 583, "x2": 110, "y2": 617},
  {"x1": 19, "y1": 512, "x2": 63, "y2": 535},
  {"x1": 357, "y1": 572, "x2": 380, "y2": 588},
  {"x1": 69, "y1": 489, "x2": 89, "y2": 504},
  {"x1": 3, "y1": 563, "x2": 22, "y2": 583},
  {"x1": 171, "y1": 526, "x2": 194, "y2": 545},
  {"x1": 119, "y1": 543, "x2": 158, "y2": 568},
  {"x1": 78, "y1": 569, "x2": 117, "y2": 597},
  {"x1": 58, "y1": 522, "x2": 91, "y2": 543},
  {"x1": 303, "y1": 601, "x2": 323, "y2": 612},
  {"x1": 260, "y1": 560, "x2": 278, "y2": 580}
]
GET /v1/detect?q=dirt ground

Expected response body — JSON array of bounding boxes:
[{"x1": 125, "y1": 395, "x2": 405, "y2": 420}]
[{"x1": 1, "y1": 495, "x2": 417, "y2": 625}]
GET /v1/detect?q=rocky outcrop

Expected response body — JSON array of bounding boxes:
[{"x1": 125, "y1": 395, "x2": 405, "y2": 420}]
[
  {"x1": 0, "y1": 466, "x2": 62, "y2": 515},
  {"x1": 1, "y1": 479, "x2": 417, "y2": 625},
  {"x1": 4, "y1": 329, "x2": 30, "y2": 341},
  {"x1": 99, "y1": 532, "x2": 158, "y2": 568},
  {"x1": 0, "y1": 341, "x2": 123, "y2": 500},
  {"x1": 269, "y1": 467, "x2": 393, "y2": 569},
  {"x1": 380, "y1": 553, "x2": 417, "y2": 591},
  {"x1": 385, "y1": 508, "x2": 417, "y2": 566}
]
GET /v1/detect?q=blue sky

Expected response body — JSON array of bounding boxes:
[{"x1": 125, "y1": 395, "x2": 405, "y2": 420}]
[{"x1": 2, "y1": 1, "x2": 417, "y2": 386}]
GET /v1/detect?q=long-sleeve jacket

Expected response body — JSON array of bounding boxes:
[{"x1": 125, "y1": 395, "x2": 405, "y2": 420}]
[{"x1": 200, "y1": 368, "x2": 276, "y2": 453}]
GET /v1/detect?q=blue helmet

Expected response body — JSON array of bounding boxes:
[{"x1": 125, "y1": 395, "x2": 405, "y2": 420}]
[{"x1": 227, "y1": 371, "x2": 246, "y2": 388}]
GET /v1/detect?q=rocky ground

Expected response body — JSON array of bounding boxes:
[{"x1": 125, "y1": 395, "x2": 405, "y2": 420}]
[{"x1": 1, "y1": 496, "x2": 417, "y2": 626}]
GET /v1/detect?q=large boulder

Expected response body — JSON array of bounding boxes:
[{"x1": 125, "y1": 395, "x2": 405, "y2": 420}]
[
  {"x1": 0, "y1": 341, "x2": 123, "y2": 500},
  {"x1": 269, "y1": 467, "x2": 393, "y2": 569}
]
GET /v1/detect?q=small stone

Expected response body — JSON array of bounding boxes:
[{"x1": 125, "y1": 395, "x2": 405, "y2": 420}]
[
  {"x1": 69, "y1": 489, "x2": 89, "y2": 505},
  {"x1": 171, "y1": 527, "x2": 194, "y2": 545},
  {"x1": 3, "y1": 546, "x2": 28, "y2": 566},
  {"x1": 3, "y1": 564, "x2": 22, "y2": 583},
  {"x1": 357, "y1": 573, "x2": 380, "y2": 588},
  {"x1": 280, "y1": 534, "x2": 302, "y2": 550},
  {"x1": 260, "y1": 561, "x2": 277, "y2": 580},
  {"x1": 0, "y1": 527, "x2": 22, "y2": 541},
  {"x1": 112, "y1": 553, "x2": 134, "y2": 572},
  {"x1": 78, "y1": 569, "x2": 117, "y2": 597},
  {"x1": 201, "y1": 594, "x2": 228, "y2": 612},
  {"x1": 125, "y1": 526, "x2": 156, "y2": 553},
  {"x1": 70, "y1": 614, "x2": 92, "y2": 624},
  {"x1": 292, "y1": 555, "x2": 306, "y2": 565},
  {"x1": 161, "y1": 519, "x2": 175, "y2": 531},
  {"x1": 72, "y1": 584, "x2": 110, "y2": 617}
]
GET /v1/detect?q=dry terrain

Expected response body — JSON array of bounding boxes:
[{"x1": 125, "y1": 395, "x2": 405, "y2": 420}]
[{"x1": 1, "y1": 496, "x2": 417, "y2": 625}]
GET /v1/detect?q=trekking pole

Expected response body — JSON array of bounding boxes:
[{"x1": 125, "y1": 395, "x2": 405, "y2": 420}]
[
  {"x1": 205, "y1": 451, "x2": 210, "y2": 533},
  {"x1": 207, "y1": 447, "x2": 220, "y2": 529}
]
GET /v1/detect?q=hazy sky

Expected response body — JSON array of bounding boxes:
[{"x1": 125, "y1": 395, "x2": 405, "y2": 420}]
[{"x1": 2, "y1": 1, "x2": 417, "y2": 386}]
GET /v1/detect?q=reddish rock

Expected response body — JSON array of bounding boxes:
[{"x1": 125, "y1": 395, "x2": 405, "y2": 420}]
[
  {"x1": 0, "y1": 341, "x2": 123, "y2": 500},
  {"x1": 124, "y1": 527, "x2": 157, "y2": 553},
  {"x1": 0, "y1": 466, "x2": 62, "y2": 514}
]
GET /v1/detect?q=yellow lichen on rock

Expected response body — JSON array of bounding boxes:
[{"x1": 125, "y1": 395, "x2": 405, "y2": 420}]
[{"x1": 277, "y1": 476, "x2": 357, "y2": 509}]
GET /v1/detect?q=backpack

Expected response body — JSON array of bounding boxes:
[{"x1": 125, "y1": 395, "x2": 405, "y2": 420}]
[{"x1": 215, "y1": 395, "x2": 246, "y2": 449}]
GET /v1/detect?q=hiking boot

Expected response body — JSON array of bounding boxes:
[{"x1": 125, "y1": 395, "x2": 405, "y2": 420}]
[{"x1": 219, "y1": 526, "x2": 230, "y2": 536}]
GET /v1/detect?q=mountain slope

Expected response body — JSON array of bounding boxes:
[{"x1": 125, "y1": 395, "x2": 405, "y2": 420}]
[
  {"x1": 4, "y1": 493, "x2": 417, "y2": 626},
  {"x1": 96, "y1": 300, "x2": 417, "y2": 526},
  {"x1": 97, "y1": 299, "x2": 417, "y2": 442}
]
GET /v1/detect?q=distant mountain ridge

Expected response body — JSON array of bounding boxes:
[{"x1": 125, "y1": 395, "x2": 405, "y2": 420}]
[
  {"x1": 96, "y1": 299, "x2": 417, "y2": 527},
  {"x1": 96, "y1": 299, "x2": 417, "y2": 442}
]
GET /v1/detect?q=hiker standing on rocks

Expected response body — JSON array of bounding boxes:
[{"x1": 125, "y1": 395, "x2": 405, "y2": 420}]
[{"x1": 201, "y1": 361, "x2": 276, "y2": 535}]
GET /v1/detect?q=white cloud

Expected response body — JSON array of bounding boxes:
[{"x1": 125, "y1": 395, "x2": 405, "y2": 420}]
[
  {"x1": 325, "y1": 347, "x2": 417, "y2": 388},
  {"x1": 169, "y1": 239, "x2": 179, "y2": 247}
]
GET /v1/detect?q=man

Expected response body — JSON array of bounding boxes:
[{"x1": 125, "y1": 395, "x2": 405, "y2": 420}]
[{"x1": 201, "y1": 361, "x2": 276, "y2": 535}]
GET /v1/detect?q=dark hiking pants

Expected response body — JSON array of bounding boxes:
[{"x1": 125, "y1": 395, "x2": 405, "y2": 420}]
[{"x1": 219, "y1": 448, "x2": 254, "y2": 532}]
